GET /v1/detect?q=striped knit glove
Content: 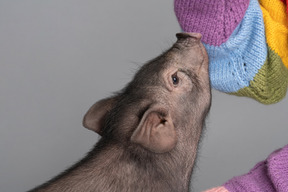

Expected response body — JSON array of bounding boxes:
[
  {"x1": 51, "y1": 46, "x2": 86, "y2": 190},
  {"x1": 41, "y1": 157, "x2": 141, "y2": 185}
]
[
  {"x1": 174, "y1": 0, "x2": 288, "y2": 104},
  {"x1": 204, "y1": 144, "x2": 288, "y2": 192}
]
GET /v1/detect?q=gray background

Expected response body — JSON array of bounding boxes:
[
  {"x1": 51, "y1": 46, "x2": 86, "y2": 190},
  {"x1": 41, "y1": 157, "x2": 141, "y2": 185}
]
[{"x1": 1, "y1": 1, "x2": 287, "y2": 191}]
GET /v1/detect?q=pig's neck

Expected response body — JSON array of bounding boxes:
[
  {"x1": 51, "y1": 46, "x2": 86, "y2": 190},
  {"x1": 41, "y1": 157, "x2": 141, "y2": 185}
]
[{"x1": 31, "y1": 124, "x2": 202, "y2": 192}]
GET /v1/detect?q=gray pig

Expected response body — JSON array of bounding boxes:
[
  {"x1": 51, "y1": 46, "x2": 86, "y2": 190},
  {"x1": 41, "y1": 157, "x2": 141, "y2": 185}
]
[{"x1": 28, "y1": 32, "x2": 211, "y2": 192}]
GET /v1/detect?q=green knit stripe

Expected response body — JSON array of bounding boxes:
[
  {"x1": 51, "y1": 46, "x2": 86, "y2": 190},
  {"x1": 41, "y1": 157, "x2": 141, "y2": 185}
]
[{"x1": 231, "y1": 47, "x2": 288, "y2": 104}]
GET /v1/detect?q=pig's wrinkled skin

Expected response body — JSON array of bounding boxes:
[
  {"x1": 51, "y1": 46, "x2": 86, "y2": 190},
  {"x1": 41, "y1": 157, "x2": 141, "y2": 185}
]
[{"x1": 28, "y1": 33, "x2": 211, "y2": 192}]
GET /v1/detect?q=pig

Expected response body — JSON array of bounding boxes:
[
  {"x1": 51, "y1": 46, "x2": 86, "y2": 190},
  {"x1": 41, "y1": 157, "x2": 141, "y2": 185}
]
[{"x1": 28, "y1": 32, "x2": 211, "y2": 192}]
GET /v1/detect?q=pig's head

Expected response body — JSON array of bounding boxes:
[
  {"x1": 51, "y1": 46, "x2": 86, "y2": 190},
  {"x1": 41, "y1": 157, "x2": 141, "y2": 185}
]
[{"x1": 83, "y1": 33, "x2": 211, "y2": 155}]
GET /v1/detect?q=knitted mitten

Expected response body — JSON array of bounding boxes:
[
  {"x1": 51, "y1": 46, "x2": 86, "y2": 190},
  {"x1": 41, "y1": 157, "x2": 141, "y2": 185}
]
[
  {"x1": 174, "y1": 0, "x2": 288, "y2": 104},
  {"x1": 204, "y1": 144, "x2": 288, "y2": 192}
]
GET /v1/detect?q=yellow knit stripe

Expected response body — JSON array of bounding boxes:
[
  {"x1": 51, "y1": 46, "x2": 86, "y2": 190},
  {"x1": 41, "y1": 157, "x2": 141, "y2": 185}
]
[
  {"x1": 259, "y1": 0, "x2": 288, "y2": 68},
  {"x1": 260, "y1": 0, "x2": 287, "y2": 24}
]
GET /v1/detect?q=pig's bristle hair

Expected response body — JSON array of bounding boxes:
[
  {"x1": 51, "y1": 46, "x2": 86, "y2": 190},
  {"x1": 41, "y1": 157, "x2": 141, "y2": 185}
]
[
  {"x1": 159, "y1": 38, "x2": 174, "y2": 48},
  {"x1": 161, "y1": 39, "x2": 174, "y2": 51},
  {"x1": 129, "y1": 61, "x2": 142, "y2": 71}
]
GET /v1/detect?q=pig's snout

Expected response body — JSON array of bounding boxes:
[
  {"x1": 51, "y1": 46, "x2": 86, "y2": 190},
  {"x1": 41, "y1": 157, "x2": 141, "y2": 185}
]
[{"x1": 175, "y1": 32, "x2": 202, "y2": 47}]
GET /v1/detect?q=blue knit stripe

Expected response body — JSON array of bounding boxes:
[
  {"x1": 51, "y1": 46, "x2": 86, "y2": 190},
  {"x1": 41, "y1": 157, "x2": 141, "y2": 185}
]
[{"x1": 204, "y1": 0, "x2": 267, "y2": 93}]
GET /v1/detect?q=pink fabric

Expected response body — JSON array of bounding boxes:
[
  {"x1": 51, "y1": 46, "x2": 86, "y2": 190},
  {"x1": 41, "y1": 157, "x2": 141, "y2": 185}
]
[
  {"x1": 174, "y1": 0, "x2": 249, "y2": 46},
  {"x1": 267, "y1": 145, "x2": 288, "y2": 191},
  {"x1": 224, "y1": 145, "x2": 288, "y2": 192},
  {"x1": 204, "y1": 145, "x2": 288, "y2": 192}
]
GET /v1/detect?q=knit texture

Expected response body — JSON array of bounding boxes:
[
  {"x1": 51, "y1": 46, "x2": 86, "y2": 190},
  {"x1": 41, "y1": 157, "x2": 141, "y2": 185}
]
[
  {"x1": 204, "y1": 0, "x2": 267, "y2": 93},
  {"x1": 282, "y1": 0, "x2": 288, "y2": 20},
  {"x1": 267, "y1": 145, "x2": 288, "y2": 191},
  {"x1": 174, "y1": 0, "x2": 288, "y2": 104},
  {"x1": 260, "y1": 0, "x2": 288, "y2": 69},
  {"x1": 223, "y1": 144, "x2": 288, "y2": 192},
  {"x1": 232, "y1": 48, "x2": 288, "y2": 104},
  {"x1": 286, "y1": 0, "x2": 288, "y2": 21},
  {"x1": 224, "y1": 161, "x2": 276, "y2": 191},
  {"x1": 174, "y1": 0, "x2": 249, "y2": 46}
]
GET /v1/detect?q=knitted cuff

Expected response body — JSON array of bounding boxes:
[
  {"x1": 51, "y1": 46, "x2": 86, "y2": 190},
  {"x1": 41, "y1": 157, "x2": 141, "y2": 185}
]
[
  {"x1": 267, "y1": 144, "x2": 288, "y2": 192},
  {"x1": 224, "y1": 161, "x2": 276, "y2": 191},
  {"x1": 224, "y1": 145, "x2": 288, "y2": 192},
  {"x1": 174, "y1": 0, "x2": 249, "y2": 46}
]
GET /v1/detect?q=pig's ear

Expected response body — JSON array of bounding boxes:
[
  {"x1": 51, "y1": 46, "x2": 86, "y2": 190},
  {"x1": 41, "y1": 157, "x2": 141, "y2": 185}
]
[
  {"x1": 131, "y1": 107, "x2": 177, "y2": 153},
  {"x1": 83, "y1": 97, "x2": 117, "y2": 135}
]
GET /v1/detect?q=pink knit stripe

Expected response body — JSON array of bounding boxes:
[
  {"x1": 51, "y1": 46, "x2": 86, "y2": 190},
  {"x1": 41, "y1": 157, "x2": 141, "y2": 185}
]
[
  {"x1": 224, "y1": 145, "x2": 288, "y2": 192},
  {"x1": 267, "y1": 144, "x2": 288, "y2": 192},
  {"x1": 174, "y1": 0, "x2": 249, "y2": 46},
  {"x1": 203, "y1": 186, "x2": 229, "y2": 192}
]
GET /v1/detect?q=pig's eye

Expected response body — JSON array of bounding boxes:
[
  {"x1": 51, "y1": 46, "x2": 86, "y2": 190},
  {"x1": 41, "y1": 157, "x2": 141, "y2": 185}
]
[{"x1": 171, "y1": 72, "x2": 179, "y2": 85}]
